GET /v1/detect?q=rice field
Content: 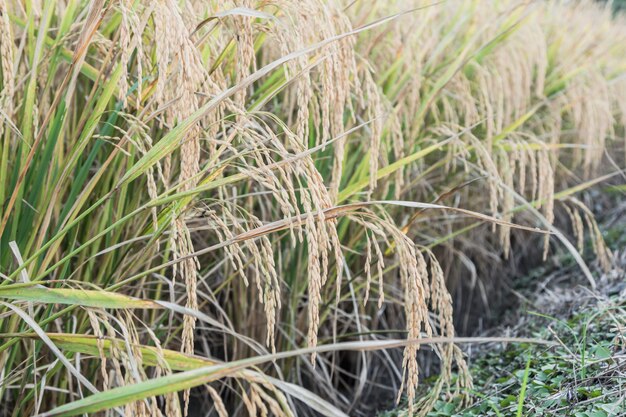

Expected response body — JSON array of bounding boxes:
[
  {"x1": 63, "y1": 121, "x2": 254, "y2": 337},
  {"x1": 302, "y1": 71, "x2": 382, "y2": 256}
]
[{"x1": 0, "y1": 0, "x2": 624, "y2": 416}]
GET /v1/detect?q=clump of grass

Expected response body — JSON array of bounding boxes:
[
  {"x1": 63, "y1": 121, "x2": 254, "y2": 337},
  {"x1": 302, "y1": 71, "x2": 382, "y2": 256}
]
[{"x1": 0, "y1": 1, "x2": 624, "y2": 416}]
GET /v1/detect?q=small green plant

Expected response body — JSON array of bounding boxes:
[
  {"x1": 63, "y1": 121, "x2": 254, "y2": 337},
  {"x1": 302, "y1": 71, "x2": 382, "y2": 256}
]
[{"x1": 386, "y1": 298, "x2": 626, "y2": 417}]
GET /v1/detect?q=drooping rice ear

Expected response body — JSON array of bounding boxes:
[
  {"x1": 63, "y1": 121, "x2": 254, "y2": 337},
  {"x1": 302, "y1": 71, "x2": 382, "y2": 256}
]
[
  {"x1": 149, "y1": 4, "x2": 212, "y2": 411},
  {"x1": 363, "y1": 230, "x2": 373, "y2": 305},
  {"x1": 454, "y1": 344, "x2": 474, "y2": 407},
  {"x1": 537, "y1": 148, "x2": 554, "y2": 259},
  {"x1": 361, "y1": 68, "x2": 385, "y2": 195},
  {"x1": 232, "y1": 0, "x2": 256, "y2": 107},
  {"x1": 0, "y1": 0, "x2": 14, "y2": 119},
  {"x1": 117, "y1": 1, "x2": 130, "y2": 108},
  {"x1": 562, "y1": 202, "x2": 585, "y2": 253},
  {"x1": 206, "y1": 385, "x2": 229, "y2": 417},
  {"x1": 265, "y1": 0, "x2": 360, "y2": 200},
  {"x1": 357, "y1": 215, "x2": 433, "y2": 416},
  {"x1": 86, "y1": 309, "x2": 110, "y2": 390},
  {"x1": 468, "y1": 134, "x2": 501, "y2": 224},
  {"x1": 498, "y1": 149, "x2": 514, "y2": 259},
  {"x1": 566, "y1": 197, "x2": 613, "y2": 272}
]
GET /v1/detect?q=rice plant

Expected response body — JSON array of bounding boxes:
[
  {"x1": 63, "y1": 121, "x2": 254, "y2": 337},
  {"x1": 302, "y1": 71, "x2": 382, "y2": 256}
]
[{"x1": 0, "y1": 0, "x2": 624, "y2": 416}]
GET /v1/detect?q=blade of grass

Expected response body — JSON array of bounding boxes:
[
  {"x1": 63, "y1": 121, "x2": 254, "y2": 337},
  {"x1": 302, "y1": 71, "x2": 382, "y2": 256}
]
[
  {"x1": 40, "y1": 336, "x2": 553, "y2": 417},
  {"x1": 515, "y1": 355, "x2": 532, "y2": 417},
  {"x1": 0, "y1": 286, "x2": 162, "y2": 309}
]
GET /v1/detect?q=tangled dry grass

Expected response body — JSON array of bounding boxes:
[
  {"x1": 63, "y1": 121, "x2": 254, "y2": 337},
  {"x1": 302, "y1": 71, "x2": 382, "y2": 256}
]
[{"x1": 0, "y1": 0, "x2": 624, "y2": 416}]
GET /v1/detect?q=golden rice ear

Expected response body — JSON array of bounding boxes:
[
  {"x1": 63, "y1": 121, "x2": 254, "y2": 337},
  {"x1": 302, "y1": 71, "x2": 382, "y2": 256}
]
[
  {"x1": 409, "y1": 249, "x2": 473, "y2": 417},
  {"x1": 453, "y1": 344, "x2": 474, "y2": 406},
  {"x1": 112, "y1": 112, "x2": 163, "y2": 241},
  {"x1": 350, "y1": 215, "x2": 388, "y2": 308},
  {"x1": 172, "y1": 215, "x2": 199, "y2": 416},
  {"x1": 468, "y1": 134, "x2": 501, "y2": 222},
  {"x1": 363, "y1": 230, "x2": 373, "y2": 306},
  {"x1": 562, "y1": 202, "x2": 585, "y2": 253},
  {"x1": 560, "y1": 75, "x2": 613, "y2": 177},
  {"x1": 264, "y1": 0, "x2": 361, "y2": 201},
  {"x1": 102, "y1": 318, "x2": 125, "y2": 392},
  {"x1": 383, "y1": 220, "x2": 432, "y2": 415},
  {"x1": 387, "y1": 110, "x2": 406, "y2": 199},
  {"x1": 374, "y1": 233, "x2": 386, "y2": 309},
  {"x1": 498, "y1": 149, "x2": 514, "y2": 259},
  {"x1": 233, "y1": 0, "x2": 256, "y2": 107},
  {"x1": 361, "y1": 68, "x2": 385, "y2": 195},
  {"x1": 566, "y1": 197, "x2": 613, "y2": 273},
  {"x1": 609, "y1": 73, "x2": 626, "y2": 166},
  {"x1": 206, "y1": 385, "x2": 229, "y2": 417},
  {"x1": 0, "y1": 0, "x2": 14, "y2": 118},
  {"x1": 86, "y1": 310, "x2": 109, "y2": 390},
  {"x1": 537, "y1": 148, "x2": 554, "y2": 260},
  {"x1": 250, "y1": 382, "x2": 292, "y2": 417},
  {"x1": 346, "y1": 211, "x2": 451, "y2": 416},
  {"x1": 117, "y1": 0, "x2": 130, "y2": 108},
  {"x1": 250, "y1": 384, "x2": 269, "y2": 417},
  {"x1": 121, "y1": 310, "x2": 164, "y2": 416},
  {"x1": 241, "y1": 385, "x2": 258, "y2": 417},
  {"x1": 514, "y1": 138, "x2": 528, "y2": 195},
  {"x1": 149, "y1": 4, "x2": 217, "y2": 412},
  {"x1": 165, "y1": 390, "x2": 183, "y2": 417}
]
